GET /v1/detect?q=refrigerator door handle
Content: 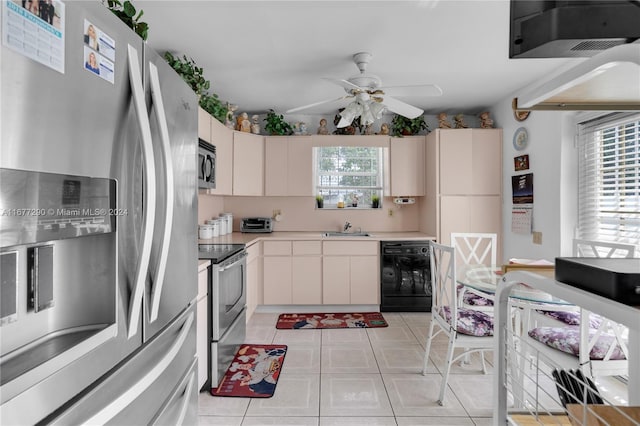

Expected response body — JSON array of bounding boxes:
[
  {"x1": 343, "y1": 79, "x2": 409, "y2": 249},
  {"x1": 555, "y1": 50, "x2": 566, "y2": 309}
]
[
  {"x1": 79, "y1": 312, "x2": 194, "y2": 425},
  {"x1": 147, "y1": 62, "x2": 174, "y2": 323},
  {"x1": 126, "y1": 44, "x2": 156, "y2": 338}
]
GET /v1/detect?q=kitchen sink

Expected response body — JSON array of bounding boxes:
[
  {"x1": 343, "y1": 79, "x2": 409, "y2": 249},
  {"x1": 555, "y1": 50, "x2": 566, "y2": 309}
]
[{"x1": 322, "y1": 232, "x2": 371, "y2": 237}]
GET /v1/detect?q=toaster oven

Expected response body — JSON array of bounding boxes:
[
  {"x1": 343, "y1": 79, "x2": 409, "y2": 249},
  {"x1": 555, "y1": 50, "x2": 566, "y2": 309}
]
[{"x1": 240, "y1": 217, "x2": 273, "y2": 233}]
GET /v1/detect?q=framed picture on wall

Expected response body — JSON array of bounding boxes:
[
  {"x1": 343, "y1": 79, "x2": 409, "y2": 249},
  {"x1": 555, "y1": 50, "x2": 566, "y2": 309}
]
[{"x1": 514, "y1": 154, "x2": 529, "y2": 171}]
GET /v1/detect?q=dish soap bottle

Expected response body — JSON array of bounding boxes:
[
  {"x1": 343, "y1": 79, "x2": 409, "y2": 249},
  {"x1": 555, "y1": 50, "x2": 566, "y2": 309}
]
[{"x1": 337, "y1": 194, "x2": 344, "y2": 209}]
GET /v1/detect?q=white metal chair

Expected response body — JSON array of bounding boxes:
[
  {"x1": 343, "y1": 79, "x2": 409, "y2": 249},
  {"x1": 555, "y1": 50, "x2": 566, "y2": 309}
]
[
  {"x1": 525, "y1": 239, "x2": 635, "y2": 379},
  {"x1": 450, "y1": 232, "x2": 497, "y2": 311},
  {"x1": 422, "y1": 242, "x2": 494, "y2": 405}
]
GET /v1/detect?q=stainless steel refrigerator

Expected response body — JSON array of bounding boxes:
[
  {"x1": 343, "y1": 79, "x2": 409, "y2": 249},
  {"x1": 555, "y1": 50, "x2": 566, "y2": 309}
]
[{"x1": 0, "y1": 1, "x2": 198, "y2": 424}]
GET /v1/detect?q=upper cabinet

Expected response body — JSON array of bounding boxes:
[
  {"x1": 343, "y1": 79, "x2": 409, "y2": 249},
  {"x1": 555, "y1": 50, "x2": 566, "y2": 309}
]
[
  {"x1": 198, "y1": 107, "x2": 211, "y2": 143},
  {"x1": 233, "y1": 131, "x2": 264, "y2": 196},
  {"x1": 210, "y1": 118, "x2": 233, "y2": 195},
  {"x1": 390, "y1": 136, "x2": 425, "y2": 196},
  {"x1": 264, "y1": 136, "x2": 313, "y2": 196},
  {"x1": 437, "y1": 129, "x2": 502, "y2": 195}
]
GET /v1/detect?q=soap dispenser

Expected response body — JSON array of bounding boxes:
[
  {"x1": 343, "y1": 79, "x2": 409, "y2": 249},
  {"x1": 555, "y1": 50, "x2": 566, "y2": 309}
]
[{"x1": 337, "y1": 194, "x2": 344, "y2": 208}]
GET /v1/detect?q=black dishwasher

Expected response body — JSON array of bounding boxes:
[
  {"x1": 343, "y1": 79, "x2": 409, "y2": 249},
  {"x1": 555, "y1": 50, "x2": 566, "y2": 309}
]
[{"x1": 380, "y1": 241, "x2": 431, "y2": 312}]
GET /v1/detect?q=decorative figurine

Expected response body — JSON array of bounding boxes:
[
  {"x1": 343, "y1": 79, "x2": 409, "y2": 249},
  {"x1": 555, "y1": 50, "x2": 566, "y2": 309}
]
[
  {"x1": 250, "y1": 114, "x2": 261, "y2": 134},
  {"x1": 378, "y1": 123, "x2": 390, "y2": 135},
  {"x1": 479, "y1": 111, "x2": 494, "y2": 129},
  {"x1": 437, "y1": 112, "x2": 452, "y2": 129},
  {"x1": 237, "y1": 112, "x2": 251, "y2": 132},
  {"x1": 293, "y1": 122, "x2": 308, "y2": 135},
  {"x1": 317, "y1": 118, "x2": 329, "y2": 135},
  {"x1": 363, "y1": 124, "x2": 374, "y2": 135},
  {"x1": 225, "y1": 103, "x2": 238, "y2": 130},
  {"x1": 454, "y1": 114, "x2": 468, "y2": 129}
]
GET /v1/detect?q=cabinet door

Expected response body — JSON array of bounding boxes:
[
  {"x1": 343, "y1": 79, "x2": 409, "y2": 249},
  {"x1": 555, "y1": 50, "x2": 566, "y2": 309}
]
[
  {"x1": 439, "y1": 129, "x2": 473, "y2": 195},
  {"x1": 210, "y1": 118, "x2": 233, "y2": 195},
  {"x1": 390, "y1": 136, "x2": 425, "y2": 196},
  {"x1": 233, "y1": 132, "x2": 264, "y2": 196},
  {"x1": 322, "y1": 256, "x2": 350, "y2": 304},
  {"x1": 350, "y1": 255, "x2": 379, "y2": 304},
  {"x1": 292, "y1": 256, "x2": 322, "y2": 304},
  {"x1": 196, "y1": 267, "x2": 208, "y2": 390},
  {"x1": 263, "y1": 256, "x2": 292, "y2": 304},
  {"x1": 264, "y1": 137, "x2": 288, "y2": 196},
  {"x1": 198, "y1": 107, "x2": 211, "y2": 143},
  {"x1": 288, "y1": 136, "x2": 313, "y2": 196},
  {"x1": 439, "y1": 195, "x2": 501, "y2": 249},
  {"x1": 439, "y1": 129, "x2": 502, "y2": 196}
]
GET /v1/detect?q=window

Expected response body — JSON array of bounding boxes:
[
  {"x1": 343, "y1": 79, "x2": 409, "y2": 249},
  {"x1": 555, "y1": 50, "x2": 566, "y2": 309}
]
[
  {"x1": 314, "y1": 146, "x2": 384, "y2": 208},
  {"x1": 577, "y1": 113, "x2": 640, "y2": 247}
]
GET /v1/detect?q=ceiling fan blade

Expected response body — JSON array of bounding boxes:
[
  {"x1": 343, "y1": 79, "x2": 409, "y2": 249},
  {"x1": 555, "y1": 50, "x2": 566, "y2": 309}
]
[
  {"x1": 379, "y1": 84, "x2": 443, "y2": 97},
  {"x1": 285, "y1": 95, "x2": 350, "y2": 113},
  {"x1": 322, "y1": 77, "x2": 362, "y2": 92},
  {"x1": 381, "y1": 96, "x2": 424, "y2": 119}
]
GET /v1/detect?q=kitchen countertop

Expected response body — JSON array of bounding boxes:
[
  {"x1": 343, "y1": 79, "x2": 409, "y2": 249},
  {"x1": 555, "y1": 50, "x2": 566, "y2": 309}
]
[{"x1": 199, "y1": 231, "x2": 435, "y2": 247}]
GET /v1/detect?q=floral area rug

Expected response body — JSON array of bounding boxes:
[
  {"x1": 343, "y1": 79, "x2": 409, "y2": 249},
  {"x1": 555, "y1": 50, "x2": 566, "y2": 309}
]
[
  {"x1": 211, "y1": 344, "x2": 287, "y2": 398},
  {"x1": 276, "y1": 312, "x2": 388, "y2": 329}
]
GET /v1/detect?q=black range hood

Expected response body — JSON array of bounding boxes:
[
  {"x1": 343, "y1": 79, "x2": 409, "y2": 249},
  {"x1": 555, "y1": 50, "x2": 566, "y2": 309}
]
[{"x1": 510, "y1": 0, "x2": 640, "y2": 58}]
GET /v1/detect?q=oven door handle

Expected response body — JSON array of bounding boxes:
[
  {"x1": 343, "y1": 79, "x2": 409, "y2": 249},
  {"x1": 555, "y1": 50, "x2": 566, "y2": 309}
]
[
  {"x1": 218, "y1": 253, "x2": 247, "y2": 272},
  {"x1": 147, "y1": 61, "x2": 174, "y2": 323},
  {"x1": 126, "y1": 44, "x2": 156, "y2": 339}
]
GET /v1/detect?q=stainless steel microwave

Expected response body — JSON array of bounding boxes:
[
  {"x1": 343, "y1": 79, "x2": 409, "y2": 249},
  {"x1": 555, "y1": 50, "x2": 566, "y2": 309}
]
[{"x1": 198, "y1": 139, "x2": 216, "y2": 189}]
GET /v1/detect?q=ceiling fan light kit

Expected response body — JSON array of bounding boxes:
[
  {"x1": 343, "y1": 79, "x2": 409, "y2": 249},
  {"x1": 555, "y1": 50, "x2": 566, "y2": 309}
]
[{"x1": 286, "y1": 52, "x2": 442, "y2": 126}]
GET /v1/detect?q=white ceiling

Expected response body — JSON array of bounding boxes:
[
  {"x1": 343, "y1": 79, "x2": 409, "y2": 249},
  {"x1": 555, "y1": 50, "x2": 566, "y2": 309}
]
[{"x1": 140, "y1": 0, "x2": 583, "y2": 116}]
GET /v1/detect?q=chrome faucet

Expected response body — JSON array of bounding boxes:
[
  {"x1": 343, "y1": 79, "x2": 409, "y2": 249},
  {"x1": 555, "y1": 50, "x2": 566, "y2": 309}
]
[{"x1": 343, "y1": 221, "x2": 352, "y2": 232}]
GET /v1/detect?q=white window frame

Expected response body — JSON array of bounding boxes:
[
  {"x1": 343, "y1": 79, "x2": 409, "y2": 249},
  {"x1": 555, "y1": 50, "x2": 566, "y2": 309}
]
[
  {"x1": 577, "y1": 112, "x2": 640, "y2": 249},
  {"x1": 313, "y1": 146, "x2": 385, "y2": 209}
]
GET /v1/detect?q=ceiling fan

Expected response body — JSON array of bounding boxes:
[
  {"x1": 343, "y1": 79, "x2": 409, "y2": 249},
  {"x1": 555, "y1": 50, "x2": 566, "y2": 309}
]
[{"x1": 286, "y1": 52, "x2": 443, "y2": 127}]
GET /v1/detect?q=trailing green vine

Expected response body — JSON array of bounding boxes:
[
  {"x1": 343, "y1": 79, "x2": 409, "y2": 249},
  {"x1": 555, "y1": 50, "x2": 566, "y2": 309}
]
[
  {"x1": 163, "y1": 52, "x2": 227, "y2": 123},
  {"x1": 103, "y1": 0, "x2": 148, "y2": 41}
]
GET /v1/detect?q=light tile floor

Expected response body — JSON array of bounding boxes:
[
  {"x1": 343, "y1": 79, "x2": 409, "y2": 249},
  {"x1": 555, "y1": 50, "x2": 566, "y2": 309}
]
[{"x1": 198, "y1": 312, "x2": 495, "y2": 425}]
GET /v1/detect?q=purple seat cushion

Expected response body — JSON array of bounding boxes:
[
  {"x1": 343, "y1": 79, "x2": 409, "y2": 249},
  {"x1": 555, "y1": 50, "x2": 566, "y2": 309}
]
[
  {"x1": 528, "y1": 326, "x2": 626, "y2": 360},
  {"x1": 535, "y1": 310, "x2": 603, "y2": 328},
  {"x1": 440, "y1": 307, "x2": 494, "y2": 337},
  {"x1": 462, "y1": 291, "x2": 494, "y2": 307}
]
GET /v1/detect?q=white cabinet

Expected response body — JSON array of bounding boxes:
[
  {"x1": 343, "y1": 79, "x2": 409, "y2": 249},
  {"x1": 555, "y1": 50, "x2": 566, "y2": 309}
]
[
  {"x1": 210, "y1": 117, "x2": 233, "y2": 195},
  {"x1": 264, "y1": 136, "x2": 313, "y2": 196},
  {"x1": 322, "y1": 241, "x2": 379, "y2": 305},
  {"x1": 198, "y1": 107, "x2": 211, "y2": 143},
  {"x1": 263, "y1": 241, "x2": 292, "y2": 305},
  {"x1": 233, "y1": 132, "x2": 264, "y2": 196},
  {"x1": 246, "y1": 242, "x2": 261, "y2": 320},
  {"x1": 390, "y1": 136, "x2": 425, "y2": 196},
  {"x1": 263, "y1": 240, "x2": 322, "y2": 305},
  {"x1": 292, "y1": 241, "x2": 322, "y2": 304},
  {"x1": 425, "y1": 128, "x2": 502, "y2": 257},
  {"x1": 196, "y1": 261, "x2": 209, "y2": 390}
]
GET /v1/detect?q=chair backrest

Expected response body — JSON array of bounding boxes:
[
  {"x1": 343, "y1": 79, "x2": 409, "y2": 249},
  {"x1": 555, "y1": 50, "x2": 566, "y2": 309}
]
[
  {"x1": 572, "y1": 239, "x2": 633, "y2": 375},
  {"x1": 430, "y1": 241, "x2": 458, "y2": 329},
  {"x1": 450, "y1": 233, "x2": 497, "y2": 269},
  {"x1": 573, "y1": 239, "x2": 636, "y2": 258}
]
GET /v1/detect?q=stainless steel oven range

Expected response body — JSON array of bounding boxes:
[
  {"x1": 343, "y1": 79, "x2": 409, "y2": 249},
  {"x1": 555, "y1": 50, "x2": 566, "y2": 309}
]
[{"x1": 198, "y1": 243, "x2": 247, "y2": 389}]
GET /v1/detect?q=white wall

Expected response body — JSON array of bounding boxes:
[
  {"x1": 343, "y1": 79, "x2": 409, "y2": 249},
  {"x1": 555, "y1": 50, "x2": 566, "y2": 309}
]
[{"x1": 490, "y1": 100, "x2": 578, "y2": 263}]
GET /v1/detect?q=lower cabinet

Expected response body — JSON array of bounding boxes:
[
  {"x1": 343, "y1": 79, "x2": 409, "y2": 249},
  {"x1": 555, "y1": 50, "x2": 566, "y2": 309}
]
[
  {"x1": 322, "y1": 241, "x2": 379, "y2": 305},
  {"x1": 246, "y1": 242, "x2": 261, "y2": 319},
  {"x1": 196, "y1": 261, "x2": 209, "y2": 390},
  {"x1": 261, "y1": 239, "x2": 378, "y2": 306}
]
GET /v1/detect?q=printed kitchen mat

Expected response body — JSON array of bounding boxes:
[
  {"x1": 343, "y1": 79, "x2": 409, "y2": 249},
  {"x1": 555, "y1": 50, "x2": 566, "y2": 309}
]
[
  {"x1": 211, "y1": 344, "x2": 287, "y2": 398},
  {"x1": 276, "y1": 312, "x2": 388, "y2": 329}
]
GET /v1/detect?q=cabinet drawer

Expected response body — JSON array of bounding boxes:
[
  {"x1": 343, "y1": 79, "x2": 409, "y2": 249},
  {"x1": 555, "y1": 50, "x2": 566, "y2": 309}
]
[
  {"x1": 323, "y1": 241, "x2": 378, "y2": 256},
  {"x1": 292, "y1": 241, "x2": 321, "y2": 255},
  {"x1": 263, "y1": 241, "x2": 292, "y2": 256}
]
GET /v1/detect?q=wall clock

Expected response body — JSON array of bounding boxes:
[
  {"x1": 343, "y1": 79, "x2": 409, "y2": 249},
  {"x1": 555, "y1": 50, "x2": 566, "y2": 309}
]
[{"x1": 513, "y1": 127, "x2": 528, "y2": 151}]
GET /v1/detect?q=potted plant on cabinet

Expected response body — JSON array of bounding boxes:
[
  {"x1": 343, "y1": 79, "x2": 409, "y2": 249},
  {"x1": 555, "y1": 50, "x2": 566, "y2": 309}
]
[
  {"x1": 315, "y1": 194, "x2": 324, "y2": 208},
  {"x1": 264, "y1": 109, "x2": 293, "y2": 136},
  {"x1": 391, "y1": 114, "x2": 428, "y2": 136},
  {"x1": 371, "y1": 194, "x2": 380, "y2": 209}
]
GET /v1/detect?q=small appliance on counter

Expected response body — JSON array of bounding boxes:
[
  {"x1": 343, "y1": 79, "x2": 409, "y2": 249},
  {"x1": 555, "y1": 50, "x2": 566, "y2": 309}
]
[{"x1": 240, "y1": 217, "x2": 273, "y2": 233}]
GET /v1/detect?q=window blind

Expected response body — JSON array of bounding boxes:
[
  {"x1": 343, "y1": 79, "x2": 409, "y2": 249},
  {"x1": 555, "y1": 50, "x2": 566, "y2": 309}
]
[{"x1": 577, "y1": 113, "x2": 640, "y2": 248}]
